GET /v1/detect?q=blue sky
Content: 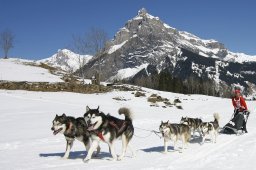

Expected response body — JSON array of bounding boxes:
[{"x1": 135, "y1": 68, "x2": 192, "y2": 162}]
[{"x1": 0, "y1": 0, "x2": 255, "y2": 60}]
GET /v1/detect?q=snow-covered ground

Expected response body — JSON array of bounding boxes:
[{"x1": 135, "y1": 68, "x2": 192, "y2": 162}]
[
  {"x1": 0, "y1": 88, "x2": 255, "y2": 170},
  {"x1": 0, "y1": 58, "x2": 63, "y2": 82}
]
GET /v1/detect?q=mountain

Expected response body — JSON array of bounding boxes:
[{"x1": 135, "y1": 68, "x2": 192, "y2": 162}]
[
  {"x1": 39, "y1": 49, "x2": 93, "y2": 72},
  {"x1": 80, "y1": 8, "x2": 256, "y2": 97}
]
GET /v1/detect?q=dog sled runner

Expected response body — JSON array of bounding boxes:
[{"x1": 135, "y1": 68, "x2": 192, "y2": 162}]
[{"x1": 221, "y1": 109, "x2": 250, "y2": 135}]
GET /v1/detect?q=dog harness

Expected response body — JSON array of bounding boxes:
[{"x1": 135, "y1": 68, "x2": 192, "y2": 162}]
[
  {"x1": 96, "y1": 131, "x2": 105, "y2": 142},
  {"x1": 109, "y1": 121, "x2": 127, "y2": 135},
  {"x1": 66, "y1": 122, "x2": 73, "y2": 133},
  {"x1": 90, "y1": 130, "x2": 105, "y2": 141},
  {"x1": 92, "y1": 121, "x2": 128, "y2": 142}
]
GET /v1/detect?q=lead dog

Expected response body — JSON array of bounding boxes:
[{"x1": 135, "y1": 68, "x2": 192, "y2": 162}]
[
  {"x1": 159, "y1": 121, "x2": 191, "y2": 153},
  {"x1": 51, "y1": 114, "x2": 100, "y2": 159},
  {"x1": 83, "y1": 106, "x2": 135, "y2": 162}
]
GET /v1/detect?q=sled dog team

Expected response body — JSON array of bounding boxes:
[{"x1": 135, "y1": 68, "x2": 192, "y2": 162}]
[{"x1": 51, "y1": 106, "x2": 219, "y2": 162}]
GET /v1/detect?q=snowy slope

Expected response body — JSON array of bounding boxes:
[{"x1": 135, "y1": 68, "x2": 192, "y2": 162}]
[
  {"x1": 38, "y1": 49, "x2": 93, "y2": 72},
  {"x1": 0, "y1": 88, "x2": 255, "y2": 170},
  {"x1": 0, "y1": 58, "x2": 63, "y2": 82}
]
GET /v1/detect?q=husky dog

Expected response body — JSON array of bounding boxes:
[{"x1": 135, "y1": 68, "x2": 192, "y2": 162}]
[
  {"x1": 159, "y1": 121, "x2": 191, "y2": 153},
  {"x1": 51, "y1": 114, "x2": 100, "y2": 159},
  {"x1": 83, "y1": 106, "x2": 134, "y2": 162},
  {"x1": 180, "y1": 117, "x2": 202, "y2": 137},
  {"x1": 199, "y1": 113, "x2": 220, "y2": 144}
]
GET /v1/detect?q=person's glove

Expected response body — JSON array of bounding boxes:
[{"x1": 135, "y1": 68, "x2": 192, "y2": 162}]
[
  {"x1": 243, "y1": 110, "x2": 250, "y2": 116},
  {"x1": 240, "y1": 106, "x2": 246, "y2": 110}
]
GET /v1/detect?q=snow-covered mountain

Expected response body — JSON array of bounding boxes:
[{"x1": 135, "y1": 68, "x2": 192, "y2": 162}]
[
  {"x1": 81, "y1": 8, "x2": 256, "y2": 96},
  {"x1": 39, "y1": 49, "x2": 93, "y2": 72}
]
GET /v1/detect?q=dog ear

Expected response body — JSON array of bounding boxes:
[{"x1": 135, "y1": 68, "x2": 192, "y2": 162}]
[
  {"x1": 161, "y1": 120, "x2": 163, "y2": 124},
  {"x1": 97, "y1": 106, "x2": 99, "y2": 111},
  {"x1": 55, "y1": 114, "x2": 58, "y2": 118},
  {"x1": 86, "y1": 106, "x2": 90, "y2": 112},
  {"x1": 62, "y1": 113, "x2": 66, "y2": 117}
]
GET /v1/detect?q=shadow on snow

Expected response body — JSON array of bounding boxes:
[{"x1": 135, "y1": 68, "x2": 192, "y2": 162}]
[{"x1": 39, "y1": 151, "x2": 111, "y2": 160}]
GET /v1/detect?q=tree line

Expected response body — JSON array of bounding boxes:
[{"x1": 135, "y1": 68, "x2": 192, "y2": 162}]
[{"x1": 130, "y1": 71, "x2": 233, "y2": 97}]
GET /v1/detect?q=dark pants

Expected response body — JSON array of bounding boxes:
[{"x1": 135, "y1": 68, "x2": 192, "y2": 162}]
[{"x1": 233, "y1": 110, "x2": 247, "y2": 133}]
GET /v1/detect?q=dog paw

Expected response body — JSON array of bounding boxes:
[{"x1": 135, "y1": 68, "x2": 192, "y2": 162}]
[
  {"x1": 117, "y1": 156, "x2": 123, "y2": 161},
  {"x1": 61, "y1": 156, "x2": 69, "y2": 159},
  {"x1": 111, "y1": 158, "x2": 117, "y2": 161},
  {"x1": 83, "y1": 158, "x2": 90, "y2": 163}
]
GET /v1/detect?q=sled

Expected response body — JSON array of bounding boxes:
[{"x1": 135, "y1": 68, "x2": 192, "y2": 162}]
[{"x1": 221, "y1": 109, "x2": 250, "y2": 135}]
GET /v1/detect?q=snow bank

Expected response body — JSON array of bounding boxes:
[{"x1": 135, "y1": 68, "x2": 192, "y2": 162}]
[{"x1": 0, "y1": 58, "x2": 63, "y2": 82}]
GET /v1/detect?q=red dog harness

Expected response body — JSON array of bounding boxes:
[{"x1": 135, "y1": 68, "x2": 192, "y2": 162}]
[
  {"x1": 96, "y1": 131, "x2": 105, "y2": 141},
  {"x1": 92, "y1": 121, "x2": 127, "y2": 142}
]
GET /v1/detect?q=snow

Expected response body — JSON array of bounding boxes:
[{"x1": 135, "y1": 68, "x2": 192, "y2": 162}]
[
  {"x1": 38, "y1": 49, "x2": 93, "y2": 72},
  {"x1": 199, "y1": 51, "x2": 209, "y2": 57},
  {"x1": 133, "y1": 16, "x2": 143, "y2": 20},
  {"x1": 241, "y1": 71, "x2": 256, "y2": 75},
  {"x1": 163, "y1": 23, "x2": 175, "y2": 30},
  {"x1": 0, "y1": 58, "x2": 63, "y2": 82},
  {"x1": 191, "y1": 62, "x2": 203, "y2": 77},
  {"x1": 109, "y1": 64, "x2": 149, "y2": 81},
  {"x1": 224, "y1": 52, "x2": 256, "y2": 63},
  {"x1": 179, "y1": 30, "x2": 256, "y2": 63},
  {"x1": 0, "y1": 87, "x2": 256, "y2": 170},
  {"x1": 180, "y1": 31, "x2": 201, "y2": 41},
  {"x1": 145, "y1": 13, "x2": 159, "y2": 20},
  {"x1": 214, "y1": 61, "x2": 221, "y2": 87},
  {"x1": 108, "y1": 41, "x2": 128, "y2": 54}
]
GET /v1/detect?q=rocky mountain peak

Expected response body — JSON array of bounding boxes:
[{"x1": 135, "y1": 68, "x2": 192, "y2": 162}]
[
  {"x1": 81, "y1": 9, "x2": 256, "y2": 97},
  {"x1": 138, "y1": 8, "x2": 147, "y2": 16}
]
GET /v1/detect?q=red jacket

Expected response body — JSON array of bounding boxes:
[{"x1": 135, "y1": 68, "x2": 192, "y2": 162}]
[{"x1": 232, "y1": 96, "x2": 248, "y2": 111}]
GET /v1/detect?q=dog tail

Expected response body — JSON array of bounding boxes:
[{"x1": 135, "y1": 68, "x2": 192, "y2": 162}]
[
  {"x1": 118, "y1": 107, "x2": 133, "y2": 121},
  {"x1": 213, "y1": 113, "x2": 220, "y2": 123}
]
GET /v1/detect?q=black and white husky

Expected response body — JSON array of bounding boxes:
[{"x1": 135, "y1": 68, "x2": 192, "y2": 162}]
[
  {"x1": 51, "y1": 114, "x2": 100, "y2": 159},
  {"x1": 199, "y1": 113, "x2": 220, "y2": 144},
  {"x1": 83, "y1": 106, "x2": 135, "y2": 162},
  {"x1": 159, "y1": 121, "x2": 191, "y2": 153},
  {"x1": 180, "y1": 117, "x2": 202, "y2": 137}
]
